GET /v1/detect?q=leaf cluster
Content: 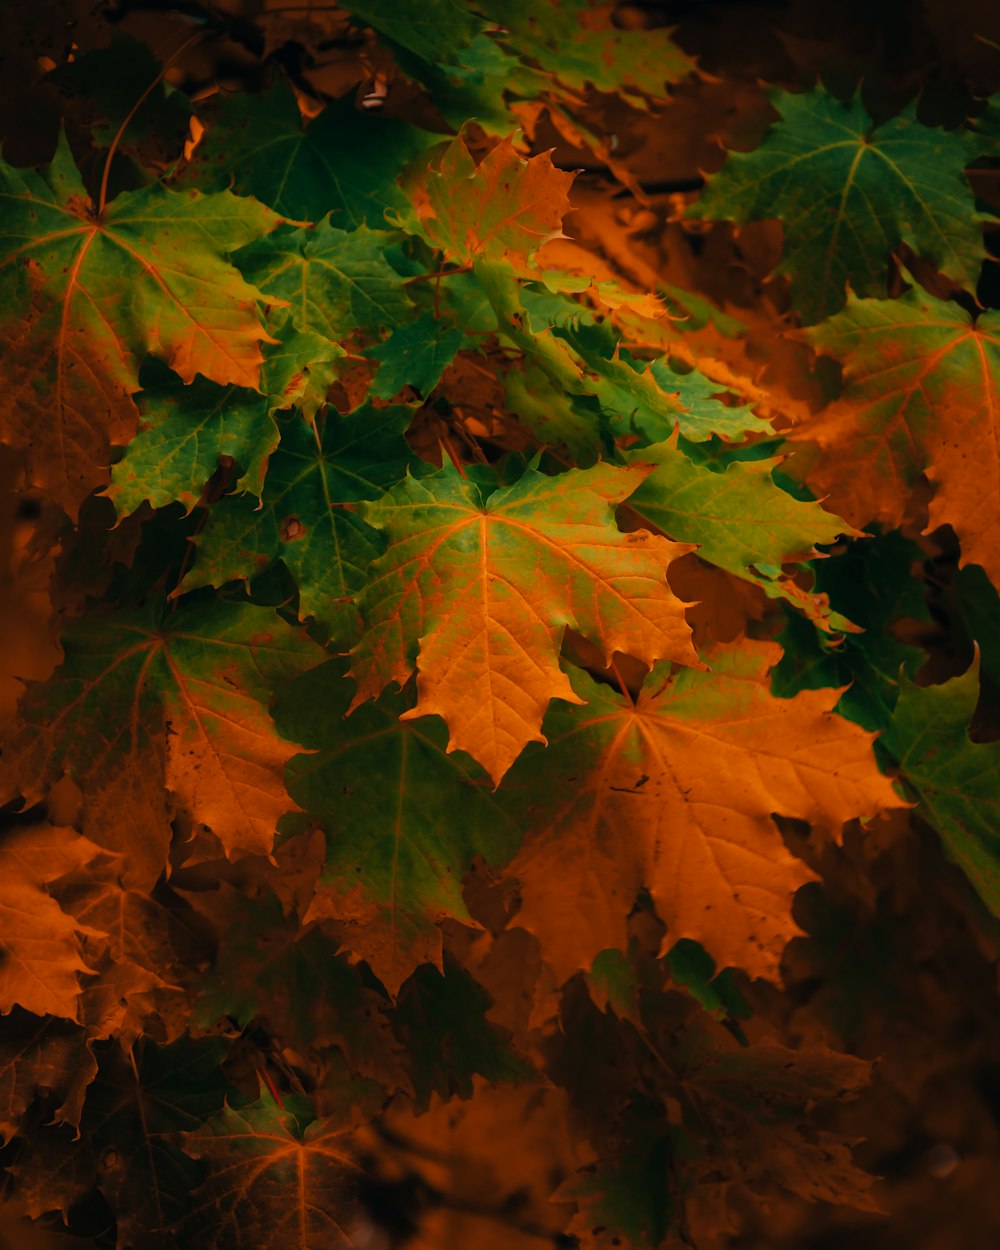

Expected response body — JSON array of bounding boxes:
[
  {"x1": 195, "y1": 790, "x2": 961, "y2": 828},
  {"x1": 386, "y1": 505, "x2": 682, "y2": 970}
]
[{"x1": 1, "y1": 1, "x2": 1000, "y2": 1247}]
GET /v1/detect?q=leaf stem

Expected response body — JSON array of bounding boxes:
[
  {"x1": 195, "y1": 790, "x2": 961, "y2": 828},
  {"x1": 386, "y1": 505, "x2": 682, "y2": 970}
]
[
  {"x1": 97, "y1": 27, "x2": 203, "y2": 218},
  {"x1": 609, "y1": 655, "x2": 635, "y2": 706}
]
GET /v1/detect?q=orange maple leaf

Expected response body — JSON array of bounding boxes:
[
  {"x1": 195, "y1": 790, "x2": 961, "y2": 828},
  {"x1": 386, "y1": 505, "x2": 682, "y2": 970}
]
[
  {"x1": 411, "y1": 132, "x2": 574, "y2": 274},
  {"x1": 506, "y1": 640, "x2": 900, "y2": 982},
  {"x1": 790, "y1": 291, "x2": 1000, "y2": 580},
  {"x1": 350, "y1": 461, "x2": 700, "y2": 783},
  {"x1": 0, "y1": 825, "x2": 103, "y2": 1020}
]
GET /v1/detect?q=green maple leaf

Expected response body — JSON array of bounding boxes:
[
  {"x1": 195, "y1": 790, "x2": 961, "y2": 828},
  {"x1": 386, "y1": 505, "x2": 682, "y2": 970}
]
[
  {"x1": 392, "y1": 961, "x2": 532, "y2": 1105},
  {"x1": 624, "y1": 436, "x2": 858, "y2": 627},
  {"x1": 235, "y1": 219, "x2": 414, "y2": 342},
  {"x1": 883, "y1": 657, "x2": 1000, "y2": 919},
  {"x1": 346, "y1": 0, "x2": 486, "y2": 66},
  {"x1": 477, "y1": 0, "x2": 695, "y2": 97},
  {"x1": 770, "y1": 530, "x2": 931, "y2": 732},
  {"x1": 184, "y1": 405, "x2": 415, "y2": 642},
  {"x1": 183, "y1": 82, "x2": 439, "y2": 228},
  {"x1": 1, "y1": 598, "x2": 324, "y2": 869},
  {"x1": 557, "y1": 319, "x2": 771, "y2": 444},
  {"x1": 180, "y1": 1095, "x2": 363, "y2": 1250},
  {"x1": 477, "y1": 262, "x2": 769, "y2": 457},
  {"x1": 688, "y1": 88, "x2": 988, "y2": 322},
  {"x1": 109, "y1": 320, "x2": 343, "y2": 517},
  {"x1": 349, "y1": 459, "x2": 700, "y2": 784},
  {"x1": 0, "y1": 135, "x2": 280, "y2": 514},
  {"x1": 365, "y1": 312, "x2": 466, "y2": 400},
  {"x1": 49, "y1": 32, "x2": 192, "y2": 155},
  {"x1": 276, "y1": 660, "x2": 520, "y2": 995},
  {"x1": 345, "y1": 1, "x2": 533, "y2": 132}
]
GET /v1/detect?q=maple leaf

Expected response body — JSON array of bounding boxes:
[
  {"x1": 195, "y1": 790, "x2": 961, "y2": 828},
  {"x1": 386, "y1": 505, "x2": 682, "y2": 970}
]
[
  {"x1": 623, "y1": 435, "x2": 860, "y2": 627},
  {"x1": 882, "y1": 655, "x2": 1000, "y2": 919},
  {"x1": 688, "y1": 88, "x2": 988, "y2": 322},
  {"x1": 0, "y1": 1009, "x2": 87, "y2": 1142},
  {"x1": 55, "y1": 859, "x2": 184, "y2": 1045},
  {"x1": 0, "y1": 825, "x2": 103, "y2": 1020},
  {"x1": 183, "y1": 405, "x2": 415, "y2": 642},
  {"x1": 504, "y1": 641, "x2": 899, "y2": 982},
  {"x1": 346, "y1": 0, "x2": 486, "y2": 66},
  {"x1": 790, "y1": 290, "x2": 1000, "y2": 584},
  {"x1": 770, "y1": 530, "x2": 932, "y2": 732},
  {"x1": 411, "y1": 133, "x2": 574, "y2": 274},
  {"x1": 235, "y1": 220, "x2": 413, "y2": 342},
  {"x1": 349, "y1": 460, "x2": 700, "y2": 783},
  {"x1": 551, "y1": 981, "x2": 877, "y2": 1249},
  {"x1": 1, "y1": 599, "x2": 325, "y2": 874},
  {"x1": 179, "y1": 1095, "x2": 364, "y2": 1250},
  {"x1": 377, "y1": 1080, "x2": 579, "y2": 1247},
  {"x1": 101, "y1": 306, "x2": 350, "y2": 517},
  {"x1": 47, "y1": 33, "x2": 192, "y2": 159},
  {"x1": 365, "y1": 312, "x2": 467, "y2": 401},
  {"x1": 576, "y1": 338, "x2": 771, "y2": 446},
  {"x1": 276, "y1": 660, "x2": 521, "y2": 994},
  {"x1": 182, "y1": 82, "x2": 438, "y2": 228},
  {"x1": 0, "y1": 136, "x2": 281, "y2": 514},
  {"x1": 108, "y1": 363, "x2": 280, "y2": 518},
  {"x1": 477, "y1": 263, "x2": 770, "y2": 457},
  {"x1": 392, "y1": 961, "x2": 533, "y2": 1106},
  {"x1": 478, "y1": 0, "x2": 695, "y2": 98},
  {"x1": 11, "y1": 1036, "x2": 235, "y2": 1243}
]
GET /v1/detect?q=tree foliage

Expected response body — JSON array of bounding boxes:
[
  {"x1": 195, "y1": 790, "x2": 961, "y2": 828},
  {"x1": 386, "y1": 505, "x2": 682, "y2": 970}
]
[{"x1": 1, "y1": 1, "x2": 999, "y2": 1248}]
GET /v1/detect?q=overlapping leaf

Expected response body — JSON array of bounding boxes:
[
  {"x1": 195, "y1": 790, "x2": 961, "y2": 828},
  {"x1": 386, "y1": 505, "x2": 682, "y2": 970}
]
[
  {"x1": 1, "y1": 599, "x2": 324, "y2": 874},
  {"x1": 411, "y1": 133, "x2": 574, "y2": 273},
  {"x1": 791, "y1": 291, "x2": 1000, "y2": 582},
  {"x1": 477, "y1": 0, "x2": 695, "y2": 97},
  {"x1": 552, "y1": 983, "x2": 877, "y2": 1250},
  {"x1": 689, "y1": 88, "x2": 988, "y2": 322},
  {"x1": 624, "y1": 435, "x2": 859, "y2": 627},
  {"x1": 277, "y1": 660, "x2": 521, "y2": 993},
  {"x1": 504, "y1": 641, "x2": 899, "y2": 982},
  {"x1": 183, "y1": 82, "x2": 438, "y2": 228},
  {"x1": 184, "y1": 404, "x2": 414, "y2": 641},
  {"x1": 349, "y1": 460, "x2": 700, "y2": 783},
  {"x1": 0, "y1": 136, "x2": 280, "y2": 513},
  {"x1": 0, "y1": 826, "x2": 102, "y2": 1019},
  {"x1": 180, "y1": 1096, "x2": 363, "y2": 1250},
  {"x1": 883, "y1": 657, "x2": 1000, "y2": 919},
  {"x1": 108, "y1": 326, "x2": 339, "y2": 516},
  {"x1": 235, "y1": 220, "x2": 413, "y2": 343},
  {"x1": 0, "y1": 1009, "x2": 87, "y2": 1141},
  {"x1": 11, "y1": 1037, "x2": 234, "y2": 1244}
]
